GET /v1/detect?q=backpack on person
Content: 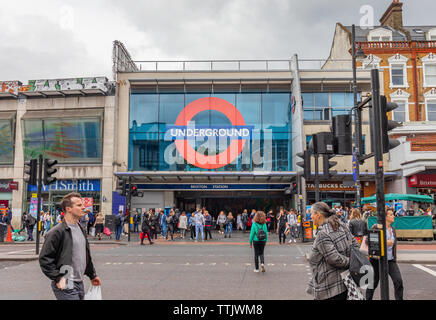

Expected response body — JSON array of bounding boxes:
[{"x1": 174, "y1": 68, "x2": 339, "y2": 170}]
[
  {"x1": 114, "y1": 215, "x2": 121, "y2": 227},
  {"x1": 255, "y1": 223, "x2": 267, "y2": 241}
]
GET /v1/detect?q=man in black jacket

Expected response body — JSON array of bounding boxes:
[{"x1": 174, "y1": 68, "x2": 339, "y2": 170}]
[{"x1": 39, "y1": 192, "x2": 101, "y2": 300}]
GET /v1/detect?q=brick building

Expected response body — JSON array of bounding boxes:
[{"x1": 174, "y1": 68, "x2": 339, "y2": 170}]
[{"x1": 326, "y1": 0, "x2": 436, "y2": 206}]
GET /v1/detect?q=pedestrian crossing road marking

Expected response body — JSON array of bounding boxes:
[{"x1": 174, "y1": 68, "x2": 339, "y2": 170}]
[
  {"x1": 413, "y1": 264, "x2": 436, "y2": 277},
  {"x1": 101, "y1": 262, "x2": 308, "y2": 267}
]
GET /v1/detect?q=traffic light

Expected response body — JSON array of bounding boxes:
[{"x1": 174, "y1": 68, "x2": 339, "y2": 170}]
[
  {"x1": 309, "y1": 132, "x2": 335, "y2": 154},
  {"x1": 43, "y1": 159, "x2": 58, "y2": 185},
  {"x1": 131, "y1": 185, "x2": 139, "y2": 197},
  {"x1": 332, "y1": 114, "x2": 352, "y2": 155},
  {"x1": 296, "y1": 150, "x2": 311, "y2": 180},
  {"x1": 24, "y1": 159, "x2": 37, "y2": 185},
  {"x1": 290, "y1": 182, "x2": 298, "y2": 194},
  {"x1": 322, "y1": 154, "x2": 337, "y2": 180},
  {"x1": 380, "y1": 95, "x2": 401, "y2": 153},
  {"x1": 116, "y1": 178, "x2": 126, "y2": 197}
]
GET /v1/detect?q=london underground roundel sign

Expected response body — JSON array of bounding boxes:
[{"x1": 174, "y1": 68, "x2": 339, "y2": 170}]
[{"x1": 173, "y1": 97, "x2": 248, "y2": 169}]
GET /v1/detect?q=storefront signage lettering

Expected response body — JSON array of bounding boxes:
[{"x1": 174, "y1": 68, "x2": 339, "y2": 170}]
[
  {"x1": 306, "y1": 182, "x2": 357, "y2": 191},
  {"x1": 166, "y1": 97, "x2": 252, "y2": 170},
  {"x1": 135, "y1": 184, "x2": 289, "y2": 190},
  {"x1": 27, "y1": 179, "x2": 101, "y2": 192},
  {"x1": 409, "y1": 174, "x2": 436, "y2": 188}
]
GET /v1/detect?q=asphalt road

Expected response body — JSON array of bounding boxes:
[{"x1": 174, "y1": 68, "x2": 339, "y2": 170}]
[{"x1": 1, "y1": 237, "x2": 436, "y2": 300}]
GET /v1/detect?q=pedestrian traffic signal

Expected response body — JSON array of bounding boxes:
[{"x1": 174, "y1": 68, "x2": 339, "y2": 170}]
[
  {"x1": 24, "y1": 159, "x2": 37, "y2": 186},
  {"x1": 322, "y1": 154, "x2": 337, "y2": 180},
  {"x1": 332, "y1": 114, "x2": 352, "y2": 155},
  {"x1": 380, "y1": 95, "x2": 401, "y2": 153},
  {"x1": 296, "y1": 150, "x2": 311, "y2": 180},
  {"x1": 43, "y1": 159, "x2": 58, "y2": 185},
  {"x1": 116, "y1": 178, "x2": 126, "y2": 197}
]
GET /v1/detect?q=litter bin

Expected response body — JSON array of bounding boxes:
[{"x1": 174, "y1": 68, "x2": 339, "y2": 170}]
[
  {"x1": 0, "y1": 222, "x2": 7, "y2": 242},
  {"x1": 302, "y1": 221, "x2": 313, "y2": 242}
]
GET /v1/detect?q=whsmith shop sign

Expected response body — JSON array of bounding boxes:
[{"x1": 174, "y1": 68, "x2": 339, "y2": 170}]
[{"x1": 28, "y1": 179, "x2": 101, "y2": 193}]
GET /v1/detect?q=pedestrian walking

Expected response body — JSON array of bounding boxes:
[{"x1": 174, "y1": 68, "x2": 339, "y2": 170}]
[
  {"x1": 39, "y1": 192, "x2": 101, "y2": 300},
  {"x1": 287, "y1": 209, "x2": 298, "y2": 243},
  {"x1": 189, "y1": 211, "x2": 196, "y2": 240},
  {"x1": 249, "y1": 211, "x2": 268, "y2": 273},
  {"x1": 365, "y1": 208, "x2": 404, "y2": 300},
  {"x1": 133, "y1": 212, "x2": 140, "y2": 233},
  {"x1": 79, "y1": 210, "x2": 89, "y2": 231},
  {"x1": 19, "y1": 211, "x2": 28, "y2": 234},
  {"x1": 236, "y1": 213, "x2": 243, "y2": 231},
  {"x1": 348, "y1": 208, "x2": 367, "y2": 244},
  {"x1": 217, "y1": 211, "x2": 227, "y2": 235},
  {"x1": 241, "y1": 209, "x2": 248, "y2": 233},
  {"x1": 25, "y1": 213, "x2": 36, "y2": 241},
  {"x1": 140, "y1": 213, "x2": 154, "y2": 245},
  {"x1": 166, "y1": 210, "x2": 176, "y2": 241},
  {"x1": 194, "y1": 208, "x2": 205, "y2": 242},
  {"x1": 178, "y1": 211, "x2": 188, "y2": 239},
  {"x1": 159, "y1": 210, "x2": 167, "y2": 238},
  {"x1": 150, "y1": 210, "x2": 160, "y2": 240},
  {"x1": 93, "y1": 212, "x2": 105, "y2": 241},
  {"x1": 277, "y1": 209, "x2": 287, "y2": 244},
  {"x1": 87, "y1": 211, "x2": 95, "y2": 235},
  {"x1": 306, "y1": 202, "x2": 360, "y2": 300},
  {"x1": 225, "y1": 212, "x2": 234, "y2": 238},
  {"x1": 114, "y1": 210, "x2": 123, "y2": 241},
  {"x1": 204, "y1": 210, "x2": 213, "y2": 240}
]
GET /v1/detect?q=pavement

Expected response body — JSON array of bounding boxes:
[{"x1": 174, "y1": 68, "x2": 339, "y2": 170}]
[{"x1": 1, "y1": 230, "x2": 436, "y2": 264}]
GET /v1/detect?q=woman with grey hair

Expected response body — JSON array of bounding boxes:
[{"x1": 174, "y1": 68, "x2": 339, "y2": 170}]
[{"x1": 306, "y1": 202, "x2": 360, "y2": 300}]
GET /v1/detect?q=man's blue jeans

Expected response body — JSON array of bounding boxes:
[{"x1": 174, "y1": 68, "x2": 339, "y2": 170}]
[
  {"x1": 225, "y1": 223, "x2": 232, "y2": 236},
  {"x1": 195, "y1": 224, "x2": 204, "y2": 241},
  {"x1": 115, "y1": 225, "x2": 123, "y2": 240},
  {"x1": 161, "y1": 223, "x2": 167, "y2": 237}
]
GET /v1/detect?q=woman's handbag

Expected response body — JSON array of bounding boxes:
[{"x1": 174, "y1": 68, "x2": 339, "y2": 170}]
[{"x1": 340, "y1": 270, "x2": 365, "y2": 300}]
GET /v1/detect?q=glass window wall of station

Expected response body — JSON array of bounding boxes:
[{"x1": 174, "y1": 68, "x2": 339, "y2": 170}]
[{"x1": 129, "y1": 89, "x2": 292, "y2": 172}]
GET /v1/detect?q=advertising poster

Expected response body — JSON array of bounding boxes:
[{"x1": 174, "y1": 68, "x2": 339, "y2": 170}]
[
  {"x1": 29, "y1": 198, "x2": 38, "y2": 219},
  {"x1": 83, "y1": 197, "x2": 93, "y2": 214}
]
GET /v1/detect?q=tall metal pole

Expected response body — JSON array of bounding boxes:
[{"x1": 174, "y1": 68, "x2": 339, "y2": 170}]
[
  {"x1": 371, "y1": 69, "x2": 389, "y2": 300},
  {"x1": 314, "y1": 153, "x2": 320, "y2": 202},
  {"x1": 127, "y1": 176, "x2": 132, "y2": 242},
  {"x1": 36, "y1": 154, "x2": 43, "y2": 255},
  {"x1": 352, "y1": 24, "x2": 362, "y2": 209}
]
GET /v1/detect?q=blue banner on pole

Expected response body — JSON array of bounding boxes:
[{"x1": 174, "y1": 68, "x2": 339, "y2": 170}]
[{"x1": 352, "y1": 151, "x2": 358, "y2": 188}]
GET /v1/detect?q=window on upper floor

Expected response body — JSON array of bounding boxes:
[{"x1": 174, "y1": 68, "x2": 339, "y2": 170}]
[
  {"x1": 391, "y1": 99, "x2": 408, "y2": 122},
  {"x1": 426, "y1": 99, "x2": 436, "y2": 121},
  {"x1": 426, "y1": 28, "x2": 436, "y2": 41},
  {"x1": 302, "y1": 92, "x2": 359, "y2": 121},
  {"x1": 390, "y1": 64, "x2": 406, "y2": 86},
  {"x1": 368, "y1": 28, "x2": 393, "y2": 42},
  {"x1": 424, "y1": 64, "x2": 436, "y2": 87}
]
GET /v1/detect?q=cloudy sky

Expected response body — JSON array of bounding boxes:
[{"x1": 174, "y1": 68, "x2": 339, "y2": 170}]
[{"x1": 1, "y1": 0, "x2": 434, "y2": 82}]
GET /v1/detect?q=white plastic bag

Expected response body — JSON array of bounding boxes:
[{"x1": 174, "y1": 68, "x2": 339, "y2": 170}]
[
  {"x1": 89, "y1": 227, "x2": 96, "y2": 237},
  {"x1": 85, "y1": 285, "x2": 102, "y2": 300}
]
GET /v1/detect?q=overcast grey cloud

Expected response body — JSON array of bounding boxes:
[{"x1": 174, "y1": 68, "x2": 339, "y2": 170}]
[{"x1": 0, "y1": 0, "x2": 435, "y2": 82}]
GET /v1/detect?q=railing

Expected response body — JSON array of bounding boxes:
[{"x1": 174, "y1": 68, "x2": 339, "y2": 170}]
[
  {"x1": 356, "y1": 40, "x2": 436, "y2": 50},
  {"x1": 132, "y1": 60, "x2": 292, "y2": 72},
  {"x1": 130, "y1": 59, "x2": 355, "y2": 72}
]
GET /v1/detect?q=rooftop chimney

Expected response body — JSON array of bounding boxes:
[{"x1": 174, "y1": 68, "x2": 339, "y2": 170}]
[{"x1": 379, "y1": 0, "x2": 404, "y2": 30}]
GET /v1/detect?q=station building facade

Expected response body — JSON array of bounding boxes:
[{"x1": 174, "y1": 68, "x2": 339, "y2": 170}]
[{"x1": 114, "y1": 48, "x2": 378, "y2": 216}]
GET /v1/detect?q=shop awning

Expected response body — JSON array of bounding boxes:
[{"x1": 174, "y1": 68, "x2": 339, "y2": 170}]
[
  {"x1": 21, "y1": 108, "x2": 104, "y2": 119},
  {"x1": 361, "y1": 193, "x2": 434, "y2": 204}
]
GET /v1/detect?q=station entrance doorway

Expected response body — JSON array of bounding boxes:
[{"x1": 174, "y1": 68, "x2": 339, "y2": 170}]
[{"x1": 175, "y1": 191, "x2": 290, "y2": 218}]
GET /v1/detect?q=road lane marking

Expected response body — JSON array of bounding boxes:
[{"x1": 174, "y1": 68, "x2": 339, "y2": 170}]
[{"x1": 413, "y1": 264, "x2": 436, "y2": 277}]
